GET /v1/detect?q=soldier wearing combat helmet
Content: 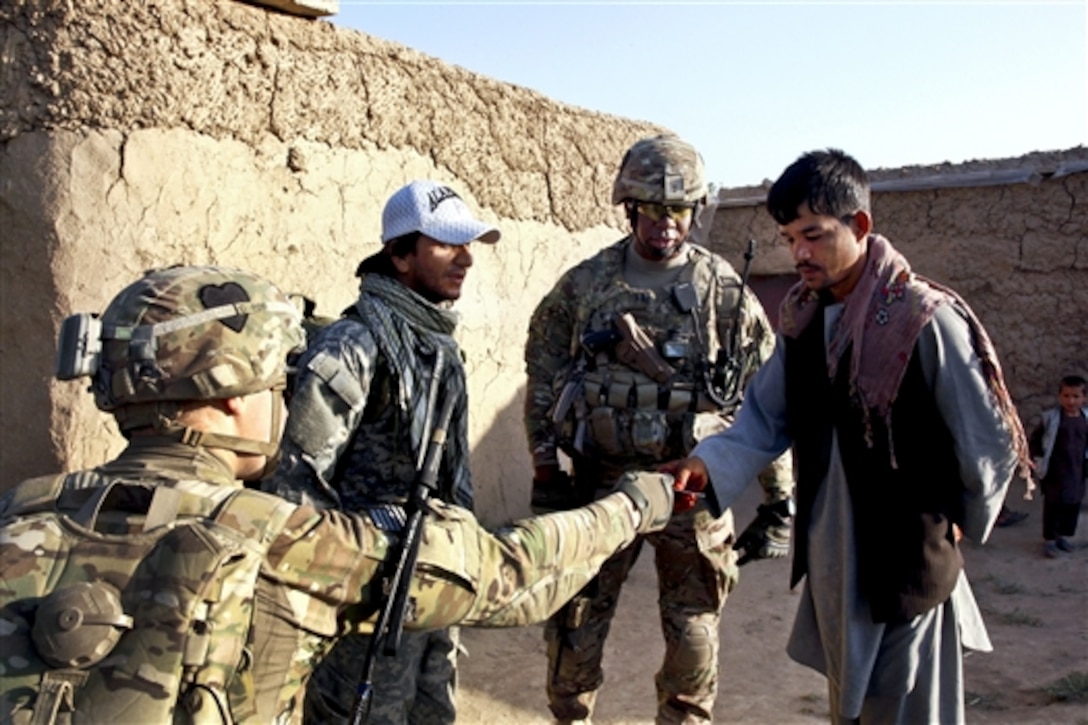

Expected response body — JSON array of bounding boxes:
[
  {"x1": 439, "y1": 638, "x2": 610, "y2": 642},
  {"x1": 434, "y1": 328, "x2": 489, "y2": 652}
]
[
  {"x1": 0, "y1": 264, "x2": 676, "y2": 724},
  {"x1": 524, "y1": 135, "x2": 796, "y2": 724}
]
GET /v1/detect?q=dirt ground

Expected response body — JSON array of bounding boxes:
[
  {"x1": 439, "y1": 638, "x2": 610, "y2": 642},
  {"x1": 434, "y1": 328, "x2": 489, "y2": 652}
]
[{"x1": 456, "y1": 484, "x2": 1088, "y2": 724}]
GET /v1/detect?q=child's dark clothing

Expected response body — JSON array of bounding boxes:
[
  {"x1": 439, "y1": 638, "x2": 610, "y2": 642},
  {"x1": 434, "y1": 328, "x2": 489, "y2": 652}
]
[{"x1": 1030, "y1": 408, "x2": 1088, "y2": 542}]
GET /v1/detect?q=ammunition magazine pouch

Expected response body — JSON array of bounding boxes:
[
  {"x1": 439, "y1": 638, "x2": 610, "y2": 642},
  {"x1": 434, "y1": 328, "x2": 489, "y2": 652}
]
[
  {"x1": 556, "y1": 367, "x2": 729, "y2": 462},
  {"x1": 0, "y1": 474, "x2": 296, "y2": 725}
]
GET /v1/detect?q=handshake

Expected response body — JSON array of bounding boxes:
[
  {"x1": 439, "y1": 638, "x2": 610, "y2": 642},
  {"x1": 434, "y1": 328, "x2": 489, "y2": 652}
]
[
  {"x1": 531, "y1": 465, "x2": 676, "y2": 535},
  {"x1": 660, "y1": 456, "x2": 793, "y2": 566},
  {"x1": 532, "y1": 459, "x2": 793, "y2": 563}
]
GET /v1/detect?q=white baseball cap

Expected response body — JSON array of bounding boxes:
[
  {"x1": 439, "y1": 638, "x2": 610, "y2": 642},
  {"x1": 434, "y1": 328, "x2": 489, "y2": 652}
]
[{"x1": 381, "y1": 180, "x2": 501, "y2": 245}]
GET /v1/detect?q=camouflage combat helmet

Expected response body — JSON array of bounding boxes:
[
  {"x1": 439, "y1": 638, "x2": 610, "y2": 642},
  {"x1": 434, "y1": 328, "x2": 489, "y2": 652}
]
[
  {"x1": 56, "y1": 265, "x2": 304, "y2": 441},
  {"x1": 611, "y1": 134, "x2": 708, "y2": 206}
]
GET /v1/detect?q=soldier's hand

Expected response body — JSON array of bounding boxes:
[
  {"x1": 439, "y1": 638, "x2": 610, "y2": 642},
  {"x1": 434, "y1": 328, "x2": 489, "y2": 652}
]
[
  {"x1": 735, "y1": 499, "x2": 793, "y2": 566},
  {"x1": 530, "y1": 465, "x2": 577, "y2": 514},
  {"x1": 614, "y1": 471, "x2": 675, "y2": 534},
  {"x1": 658, "y1": 457, "x2": 708, "y2": 513}
]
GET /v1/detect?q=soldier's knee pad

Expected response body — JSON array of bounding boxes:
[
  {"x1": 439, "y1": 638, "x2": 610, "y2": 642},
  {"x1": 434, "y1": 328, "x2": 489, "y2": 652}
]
[{"x1": 670, "y1": 621, "x2": 715, "y2": 671}]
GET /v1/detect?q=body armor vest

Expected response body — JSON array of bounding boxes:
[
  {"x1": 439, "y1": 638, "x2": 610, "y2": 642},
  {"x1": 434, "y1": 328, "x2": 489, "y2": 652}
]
[
  {"x1": 556, "y1": 253, "x2": 743, "y2": 467},
  {"x1": 0, "y1": 473, "x2": 295, "y2": 724}
]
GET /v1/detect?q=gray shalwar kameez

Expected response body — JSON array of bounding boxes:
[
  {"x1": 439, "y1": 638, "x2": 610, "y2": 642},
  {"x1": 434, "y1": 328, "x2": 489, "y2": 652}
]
[{"x1": 692, "y1": 303, "x2": 1017, "y2": 724}]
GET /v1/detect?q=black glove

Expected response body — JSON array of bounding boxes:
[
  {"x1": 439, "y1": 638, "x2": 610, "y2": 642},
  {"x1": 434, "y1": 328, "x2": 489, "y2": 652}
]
[
  {"x1": 530, "y1": 468, "x2": 581, "y2": 514},
  {"x1": 735, "y1": 498, "x2": 794, "y2": 566}
]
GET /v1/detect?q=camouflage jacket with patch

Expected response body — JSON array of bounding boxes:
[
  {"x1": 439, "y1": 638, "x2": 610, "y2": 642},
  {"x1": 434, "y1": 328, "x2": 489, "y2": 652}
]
[{"x1": 0, "y1": 443, "x2": 643, "y2": 724}]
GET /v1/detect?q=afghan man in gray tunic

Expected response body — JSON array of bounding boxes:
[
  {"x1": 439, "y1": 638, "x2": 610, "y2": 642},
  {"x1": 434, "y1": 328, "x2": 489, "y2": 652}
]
[{"x1": 664, "y1": 149, "x2": 1031, "y2": 724}]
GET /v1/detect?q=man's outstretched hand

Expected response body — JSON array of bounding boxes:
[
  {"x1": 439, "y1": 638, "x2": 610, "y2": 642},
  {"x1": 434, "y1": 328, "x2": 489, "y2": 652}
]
[{"x1": 658, "y1": 456, "x2": 710, "y2": 513}]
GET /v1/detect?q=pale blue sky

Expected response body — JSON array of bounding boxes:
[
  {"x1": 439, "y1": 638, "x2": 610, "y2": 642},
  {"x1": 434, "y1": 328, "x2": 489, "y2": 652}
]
[{"x1": 326, "y1": 1, "x2": 1087, "y2": 187}]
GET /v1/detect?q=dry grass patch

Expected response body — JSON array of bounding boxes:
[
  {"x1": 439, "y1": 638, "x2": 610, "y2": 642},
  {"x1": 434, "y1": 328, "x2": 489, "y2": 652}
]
[{"x1": 1044, "y1": 671, "x2": 1088, "y2": 704}]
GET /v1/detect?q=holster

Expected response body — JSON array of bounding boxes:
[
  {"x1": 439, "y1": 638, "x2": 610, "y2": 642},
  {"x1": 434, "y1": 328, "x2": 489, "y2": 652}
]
[
  {"x1": 554, "y1": 579, "x2": 599, "y2": 651},
  {"x1": 613, "y1": 313, "x2": 674, "y2": 383},
  {"x1": 563, "y1": 593, "x2": 592, "y2": 630}
]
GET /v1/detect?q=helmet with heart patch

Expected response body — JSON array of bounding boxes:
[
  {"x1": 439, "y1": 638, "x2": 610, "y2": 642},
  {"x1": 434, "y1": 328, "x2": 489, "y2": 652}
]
[{"x1": 87, "y1": 265, "x2": 304, "y2": 421}]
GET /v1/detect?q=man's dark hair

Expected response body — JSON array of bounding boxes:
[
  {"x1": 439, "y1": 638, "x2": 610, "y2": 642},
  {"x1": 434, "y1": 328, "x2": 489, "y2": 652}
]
[
  {"x1": 355, "y1": 232, "x2": 421, "y2": 278},
  {"x1": 1059, "y1": 374, "x2": 1087, "y2": 392},
  {"x1": 767, "y1": 148, "x2": 871, "y2": 225}
]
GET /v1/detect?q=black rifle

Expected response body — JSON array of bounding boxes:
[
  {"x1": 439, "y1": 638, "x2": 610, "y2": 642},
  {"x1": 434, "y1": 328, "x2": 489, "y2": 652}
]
[
  {"x1": 706, "y1": 238, "x2": 757, "y2": 408},
  {"x1": 349, "y1": 362, "x2": 457, "y2": 725}
]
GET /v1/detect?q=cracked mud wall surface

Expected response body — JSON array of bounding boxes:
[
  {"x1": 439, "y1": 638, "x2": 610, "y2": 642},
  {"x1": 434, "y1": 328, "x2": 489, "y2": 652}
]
[
  {"x1": 1, "y1": 0, "x2": 656, "y2": 231},
  {"x1": 707, "y1": 150, "x2": 1088, "y2": 429},
  {"x1": 0, "y1": 128, "x2": 634, "y2": 524},
  {"x1": 0, "y1": 0, "x2": 663, "y2": 524}
]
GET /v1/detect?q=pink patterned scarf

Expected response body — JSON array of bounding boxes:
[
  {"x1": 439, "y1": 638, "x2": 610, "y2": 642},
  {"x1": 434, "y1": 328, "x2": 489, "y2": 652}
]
[{"x1": 779, "y1": 234, "x2": 1030, "y2": 473}]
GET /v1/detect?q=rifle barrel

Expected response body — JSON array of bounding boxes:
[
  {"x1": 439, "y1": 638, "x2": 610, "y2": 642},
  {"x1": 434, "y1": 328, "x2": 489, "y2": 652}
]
[
  {"x1": 350, "y1": 354, "x2": 456, "y2": 725},
  {"x1": 383, "y1": 393, "x2": 457, "y2": 653}
]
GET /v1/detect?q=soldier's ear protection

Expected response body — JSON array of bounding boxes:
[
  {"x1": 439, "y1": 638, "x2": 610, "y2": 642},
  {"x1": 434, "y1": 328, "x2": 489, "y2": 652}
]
[{"x1": 55, "y1": 313, "x2": 104, "y2": 380}]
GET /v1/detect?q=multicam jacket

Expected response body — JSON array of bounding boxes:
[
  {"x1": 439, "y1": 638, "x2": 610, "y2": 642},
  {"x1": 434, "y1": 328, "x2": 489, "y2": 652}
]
[
  {"x1": 0, "y1": 442, "x2": 643, "y2": 724},
  {"x1": 525, "y1": 238, "x2": 781, "y2": 479},
  {"x1": 267, "y1": 274, "x2": 472, "y2": 515}
]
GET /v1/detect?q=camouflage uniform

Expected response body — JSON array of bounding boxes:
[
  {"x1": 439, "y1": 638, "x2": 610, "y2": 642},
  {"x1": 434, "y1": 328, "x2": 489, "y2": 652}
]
[
  {"x1": 524, "y1": 137, "x2": 794, "y2": 724},
  {"x1": 265, "y1": 272, "x2": 472, "y2": 725},
  {"x1": 0, "y1": 442, "x2": 655, "y2": 724},
  {"x1": 0, "y1": 264, "x2": 674, "y2": 725}
]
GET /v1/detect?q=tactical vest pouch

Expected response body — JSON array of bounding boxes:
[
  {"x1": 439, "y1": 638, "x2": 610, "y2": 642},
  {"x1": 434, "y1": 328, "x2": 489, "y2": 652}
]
[
  {"x1": 32, "y1": 581, "x2": 133, "y2": 668},
  {"x1": 584, "y1": 407, "x2": 672, "y2": 460},
  {"x1": 629, "y1": 410, "x2": 669, "y2": 458},
  {"x1": 565, "y1": 366, "x2": 683, "y2": 461},
  {"x1": 399, "y1": 502, "x2": 480, "y2": 627},
  {"x1": 605, "y1": 384, "x2": 629, "y2": 410},
  {"x1": 588, "y1": 407, "x2": 623, "y2": 456},
  {"x1": 31, "y1": 670, "x2": 88, "y2": 725},
  {"x1": 667, "y1": 388, "x2": 692, "y2": 414},
  {"x1": 582, "y1": 379, "x2": 604, "y2": 408},
  {"x1": 681, "y1": 411, "x2": 730, "y2": 455},
  {"x1": 634, "y1": 383, "x2": 657, "y2": 409}
]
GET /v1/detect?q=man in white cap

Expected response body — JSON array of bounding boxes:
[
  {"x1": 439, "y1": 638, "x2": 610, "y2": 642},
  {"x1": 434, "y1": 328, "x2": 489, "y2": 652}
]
[{"x1": 266, "y1": 180, "x2": 500, "y2": 724}]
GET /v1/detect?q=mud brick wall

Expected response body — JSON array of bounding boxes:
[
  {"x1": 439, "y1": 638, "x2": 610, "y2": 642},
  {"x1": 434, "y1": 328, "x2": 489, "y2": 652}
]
[{"x1": 0, "y1": 0, "x2": 663, "y2": 523}]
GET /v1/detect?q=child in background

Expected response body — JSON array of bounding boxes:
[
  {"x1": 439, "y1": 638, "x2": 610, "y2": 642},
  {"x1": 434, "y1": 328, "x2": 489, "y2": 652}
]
[{"x1": 1029, "y1": 374, "x2": 1088, "y2": 558}]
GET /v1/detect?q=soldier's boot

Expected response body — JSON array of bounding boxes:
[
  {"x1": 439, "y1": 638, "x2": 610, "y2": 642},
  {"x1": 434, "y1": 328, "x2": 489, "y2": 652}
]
[{"x1": 549, "y1": 694, "x2": 596, "y2": 725}]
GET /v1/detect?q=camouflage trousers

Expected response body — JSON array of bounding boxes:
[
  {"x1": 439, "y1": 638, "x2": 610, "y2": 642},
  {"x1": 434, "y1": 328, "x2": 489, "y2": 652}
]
[
  {"x1": 304, "y1": 627, "x2": 459, "y2": 725},
  {"x1": 543, "y1": 505, "x2": 738, "y2": 724}
]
